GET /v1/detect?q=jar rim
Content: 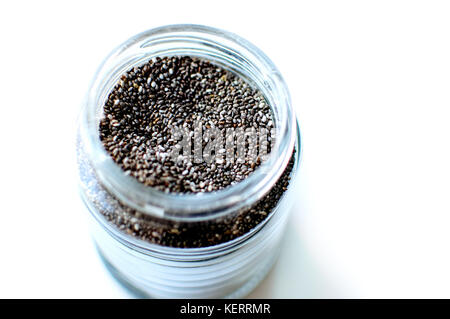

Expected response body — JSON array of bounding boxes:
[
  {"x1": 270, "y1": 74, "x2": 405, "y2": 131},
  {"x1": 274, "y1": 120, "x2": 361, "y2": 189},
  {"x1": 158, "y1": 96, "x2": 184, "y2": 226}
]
[{"x1": 81, "y1": 24, "x2": 298, "y2": 221}]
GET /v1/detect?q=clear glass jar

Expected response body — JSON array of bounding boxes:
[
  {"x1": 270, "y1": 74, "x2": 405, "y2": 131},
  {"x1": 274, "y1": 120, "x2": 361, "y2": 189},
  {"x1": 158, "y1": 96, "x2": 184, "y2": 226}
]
[{"x1": 77, "y1": 24, "x2": 301, "y2": 298}]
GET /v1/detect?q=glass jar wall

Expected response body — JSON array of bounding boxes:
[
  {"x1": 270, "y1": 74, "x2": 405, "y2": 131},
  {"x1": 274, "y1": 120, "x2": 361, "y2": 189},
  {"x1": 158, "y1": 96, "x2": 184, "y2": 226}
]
[{"x1": 77, "y1": 24, "x2": 301, "y2": 298}]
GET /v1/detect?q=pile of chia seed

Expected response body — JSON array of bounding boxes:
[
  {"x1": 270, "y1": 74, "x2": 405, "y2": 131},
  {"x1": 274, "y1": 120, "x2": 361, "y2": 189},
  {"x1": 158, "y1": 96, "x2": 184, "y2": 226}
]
[
  {"x1": 80, "y1": 56, "x2": 296, "y2": 248},
  {"x1": 100, "y1": 56, "x2": 274, "y2": 193}
]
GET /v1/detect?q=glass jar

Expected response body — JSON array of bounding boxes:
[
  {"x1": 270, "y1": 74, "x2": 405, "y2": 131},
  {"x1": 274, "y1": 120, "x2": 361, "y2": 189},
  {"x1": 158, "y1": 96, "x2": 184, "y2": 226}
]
[{"x1": 77, "y1": 24, "x2": 301, "y2": 298}]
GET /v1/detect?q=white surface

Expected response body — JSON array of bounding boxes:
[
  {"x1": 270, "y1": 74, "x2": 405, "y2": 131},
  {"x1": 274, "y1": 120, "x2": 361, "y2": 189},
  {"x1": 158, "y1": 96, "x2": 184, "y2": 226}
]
[{"x1": 1, "y1": 0, "x2": 450, "y2": 298}]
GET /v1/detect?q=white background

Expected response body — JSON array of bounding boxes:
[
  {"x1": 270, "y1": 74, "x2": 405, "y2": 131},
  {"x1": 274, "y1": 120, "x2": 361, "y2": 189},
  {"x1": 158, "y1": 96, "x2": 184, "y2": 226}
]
[{"x1": 0, "y1": 0, "x2": 449, "y2": 298}]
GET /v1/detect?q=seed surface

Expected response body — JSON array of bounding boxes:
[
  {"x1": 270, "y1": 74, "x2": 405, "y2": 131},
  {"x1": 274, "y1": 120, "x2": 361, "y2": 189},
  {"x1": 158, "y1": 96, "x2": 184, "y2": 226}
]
[{"x1": 99, "y1": 56, "x2": 273, "y2": 193}]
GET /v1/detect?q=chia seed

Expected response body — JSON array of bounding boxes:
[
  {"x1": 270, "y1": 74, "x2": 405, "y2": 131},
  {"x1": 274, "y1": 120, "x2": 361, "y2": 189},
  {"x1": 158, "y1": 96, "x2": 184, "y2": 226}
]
[{"x1": 99, "y1": 56, "x2": 274, "y2": 193}]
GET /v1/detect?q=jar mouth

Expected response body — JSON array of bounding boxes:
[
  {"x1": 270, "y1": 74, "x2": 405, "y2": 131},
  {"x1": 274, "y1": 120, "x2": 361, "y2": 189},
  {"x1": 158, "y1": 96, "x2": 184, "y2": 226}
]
[{"x1": 81, "y1": 24, "x2": 297, "y2": 221}]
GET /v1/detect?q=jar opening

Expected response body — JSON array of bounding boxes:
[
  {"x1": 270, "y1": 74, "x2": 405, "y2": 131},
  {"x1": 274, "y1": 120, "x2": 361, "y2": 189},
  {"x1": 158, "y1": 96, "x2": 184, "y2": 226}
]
[{"x1": 81, "y1": 24, "x2": 297, "y2": 221}]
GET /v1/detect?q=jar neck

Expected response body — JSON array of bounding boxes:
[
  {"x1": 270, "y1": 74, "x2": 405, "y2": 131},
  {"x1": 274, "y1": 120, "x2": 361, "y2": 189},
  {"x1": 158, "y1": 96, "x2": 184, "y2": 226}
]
[{"x1": 80, "y1": 24, "x2": 296, "y2": 221}]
